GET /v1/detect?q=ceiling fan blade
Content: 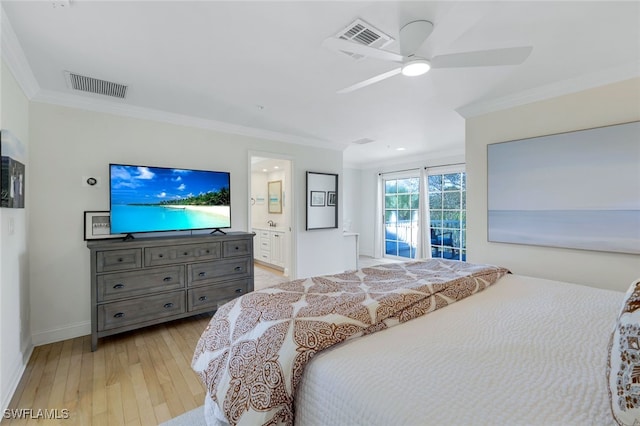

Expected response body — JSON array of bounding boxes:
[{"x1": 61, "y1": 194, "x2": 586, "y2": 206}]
[
  {"x1": 431, "y1": 46, "x2": 533, "y2": 68},
  {"x1": 419, "y1": 3, "x2": 487, "y2": 58},
  {"x1": 322, "y1": 37, "x2": 404, "y2": 63},
  {"x1": 337, "y1": 68, "x2": 402, "y2": 94},
  {"x1": 398, "y1": 20, "x2": 434, "y2": 57}
]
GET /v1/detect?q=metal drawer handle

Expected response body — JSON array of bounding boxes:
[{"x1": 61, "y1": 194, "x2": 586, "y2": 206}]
[
  {"x1": 163, "y1": 303, "x2": 174, "y2": 309},
  {"x1": 158, "y1": 254, "x2": 164, "y2": 258},
  {"x1": 113, "y1": 284, "x2": 125, "y2": 289},
  {"x1": 117, "y1": 258, "x2": 123, "y2": 262},
  {"x1": 163, "y1": 277, "x2": 172, "y2": 282},
  {"x1": 183, "y1": 252, "x2": 189, "y2": 256},
  {"x1": 234, "y1": 266, "x2": 242, "y2": 272},
  {"x1": 205, "y1": 249, "x2": 210, "y2": 254},
  {"x1": 235, "y1": 246, "x2": 240, "y2": 250},
  {"x1": 114, "y1": 312, "x2": 125, "y2": 318},
  {"x1": 198, "y1": 272, "x2": 206, "y2": 277},
  {"x1": 198, "y1": 296, "x2": 208, "y2": 301},
  {"x1": 235, "y1": 288, "x2": 243, "y2": 294}
]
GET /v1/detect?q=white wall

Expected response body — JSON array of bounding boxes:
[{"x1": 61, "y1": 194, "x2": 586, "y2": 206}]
[
  {"x1": 0, "y1": 60, "x2": 31, "y2": 411},
  {"x1": 27, "y1": 101, "x2": 343, "y2": 346},
  {"x1": 342, "y1": 168, "x2": 360, "y2": 234},
  {"x1": 466, "y1": 78, "x2": 640, "y2": 292}
]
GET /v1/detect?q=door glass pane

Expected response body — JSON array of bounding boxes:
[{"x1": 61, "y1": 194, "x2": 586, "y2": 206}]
[
  {"x1": 443, "y1": 191, "x2": 461, "y2": 209},
  {"x1": 429, "y1": 193, "x2": 442, "y2": 209},
  {"x1": 385, "y1": 194, "x2": 397, "y2": 208},
  {"x1": 385, "y1": 179, "x2": 397, "y2": 193},
  {"x1": 428, "y1": 175, "x2": 442, "y2": 192},
  {"x1": 398, "y1": 194, "x2": 410, "y2": 209}
]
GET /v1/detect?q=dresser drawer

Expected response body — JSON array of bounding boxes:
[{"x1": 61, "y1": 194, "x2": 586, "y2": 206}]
[
  {"x1": 188, "y1": 280, "x2": 249, "y2": 311},
  {"x1": 188, "y1": 257, "x2": 251, "y2": 286},
  {"x1": 145, "y1": 242, "x2": 221, "y2": 266},
  {"x1": 97, "y1": 248, "x2": 142, "y2": 273},
  {"x1": 98, "y1": 291, "x2": 185, "y2": 331},
  {"x1": 97, "y1": 265, "x2": 185, "y2": 302},
  {"x1": 223, "y1": 239, "x2": 252, "y2": 257}
]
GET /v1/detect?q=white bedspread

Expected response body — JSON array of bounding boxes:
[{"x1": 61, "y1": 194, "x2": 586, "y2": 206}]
[{"x1": 295, "y1": 274, "x2": 623, "y2": 426}]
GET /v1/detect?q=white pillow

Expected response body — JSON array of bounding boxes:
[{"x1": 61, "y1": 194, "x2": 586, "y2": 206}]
[{"x1": 608, "y1": 278, "x2": 640, "y2": 425}]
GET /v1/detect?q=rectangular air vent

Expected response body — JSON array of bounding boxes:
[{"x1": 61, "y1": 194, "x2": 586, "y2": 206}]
[
  {"x1": 335, "y1": 19, "x2": 393, "y2": 60},
  {"x1": 64, "y1": 71, "x2": 128, "y2": 99}
]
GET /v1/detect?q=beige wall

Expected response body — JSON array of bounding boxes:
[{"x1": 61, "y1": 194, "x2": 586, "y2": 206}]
[
  {"x1": 466, "y1": 78, "x2": 640, "y2": 292},
  {"x1": 27, "y1": 101, "x2": 343, "y2": 346}
]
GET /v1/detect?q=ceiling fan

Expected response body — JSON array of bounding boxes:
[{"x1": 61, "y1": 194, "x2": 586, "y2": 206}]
[{"x1": 323, "y1": 20, "x2": 533, "y2": 94}]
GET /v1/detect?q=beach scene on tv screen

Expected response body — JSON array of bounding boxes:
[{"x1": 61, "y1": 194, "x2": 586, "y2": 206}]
[{"x1": 110, "y1": 165, "x2": 231, "y2": 233}]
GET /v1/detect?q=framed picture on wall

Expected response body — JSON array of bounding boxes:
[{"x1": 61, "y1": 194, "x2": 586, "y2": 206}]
[
  {"x1": 327, "y1": 191, "x2": 336, "y2": 206},
  {"x1": 84, "y1": 211, "x2": 126, "y2": 240},
  {"x1": 310, "y1": 191, "x2": 325, "y2": 207},
  {"x1": 487, "y1": 120, "x2": 640, "y2": 254},
  {"x1": 1, "y1": 129, "x2": 26, "y2": 208}
]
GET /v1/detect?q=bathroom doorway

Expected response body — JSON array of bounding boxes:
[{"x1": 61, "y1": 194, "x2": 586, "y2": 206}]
[{"x1": 249, "y1": 153, "x2": 294, "y2": 278}]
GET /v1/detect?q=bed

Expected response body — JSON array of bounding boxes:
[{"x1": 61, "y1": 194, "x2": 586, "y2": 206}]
[{"x1": 192, "y1": 259, "x2": 635, "y2": 426}]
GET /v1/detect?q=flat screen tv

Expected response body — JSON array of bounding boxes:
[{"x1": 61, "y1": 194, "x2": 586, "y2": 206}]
[{"x1": 109, "y1": 163, "x2": 231, "y2": 235}]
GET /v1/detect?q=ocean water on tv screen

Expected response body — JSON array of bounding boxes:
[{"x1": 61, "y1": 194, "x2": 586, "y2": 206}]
[{"x1": 111, "y1": 204, "x2": 231, "y2": 234}]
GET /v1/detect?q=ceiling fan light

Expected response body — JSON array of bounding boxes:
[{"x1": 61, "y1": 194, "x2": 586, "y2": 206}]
[{"x1": 401, "y1": 59, "x2": 431, "y2": 76}]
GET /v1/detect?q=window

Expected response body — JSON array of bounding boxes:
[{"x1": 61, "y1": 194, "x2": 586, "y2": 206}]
[{"x1": 428, "y1": 172, "x2": 466, "y2": 261}]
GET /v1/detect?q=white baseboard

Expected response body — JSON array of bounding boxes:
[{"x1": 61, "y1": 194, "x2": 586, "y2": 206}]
[
  {"x1": 31, "y1": 320, "x2": 90, "y2": 347},
  {"x1": 1, "y1": 341, "x2": 34, "y2": 413}
]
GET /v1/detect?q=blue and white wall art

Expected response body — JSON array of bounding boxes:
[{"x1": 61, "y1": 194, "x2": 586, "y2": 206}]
[{"x1": 488, "y1": 121, "x2": 639, "y2": 254}]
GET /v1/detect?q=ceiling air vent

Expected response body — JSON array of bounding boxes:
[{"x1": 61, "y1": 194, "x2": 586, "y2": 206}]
[
  {"x1": 335, "y1": 19, "x2": 394, "y2": 60},
  {"x1": 64, "y1": 71, "x2": 128, "y2": 99}
]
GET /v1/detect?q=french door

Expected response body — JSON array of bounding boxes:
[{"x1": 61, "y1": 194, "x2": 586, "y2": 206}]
[
  {"x1": 428, "y1": 171, "x2": 466, "y2": 261},
  {"x1": 380, "y1": 167, "x2": 466, "y2": 261},
  {"x1": 383, "y1": 174, "x2": 420, "y2": 259}
]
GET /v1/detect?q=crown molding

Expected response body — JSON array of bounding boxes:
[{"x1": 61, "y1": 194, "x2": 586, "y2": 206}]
[
  {"x1": 1, "y1": 5, "x2": 39, "y2": 98},
  {"x1": 456, "y1": 62, "x2": 640, "y2": 118},
  {"x1": 345, "y1": 147, "x2": 465, "y2": 170},
  {"x1": 1, "y1": 6, "x2": 345, "y2": 152},
  {"x1": 32, "y1": 88, "x2": 345, "y2": 151}
]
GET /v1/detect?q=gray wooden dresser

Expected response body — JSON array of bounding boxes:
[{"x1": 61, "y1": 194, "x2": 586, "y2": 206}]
[{"x1": 87, "y1": 232, "x2": 254, "y2": 351}]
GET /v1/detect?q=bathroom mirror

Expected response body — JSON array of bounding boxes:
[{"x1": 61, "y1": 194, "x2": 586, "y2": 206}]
[
  {"x1": 268, "y1": 180, "x2": 282, "y2": 213},
  {"x1": 306, "y1": 171, "x2": 338, "y2": 230}
]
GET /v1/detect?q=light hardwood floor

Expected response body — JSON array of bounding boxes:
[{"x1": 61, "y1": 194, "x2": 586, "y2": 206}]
[
  {"x1": 5, "y1": 314, "x2": 212, "y2": 426},
  {"x1": 4, "y1": 262, "x2": 291, "y2": 426},
  {"x1": 4, "y1": 259, "x2": 380, "y2": 425}
]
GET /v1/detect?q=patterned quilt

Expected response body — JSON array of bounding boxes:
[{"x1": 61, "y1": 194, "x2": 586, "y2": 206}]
[{"x1": 191, "y1": 259, "x2": 509, "y2": 426}]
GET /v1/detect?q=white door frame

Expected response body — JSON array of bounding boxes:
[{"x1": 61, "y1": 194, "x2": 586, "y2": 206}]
[
  {"x1": 248, "y1": 150, "x2": 296, "y2": 279},
  {"x1": 378, "y1": 169, "x2": 422, "y2": 260}
]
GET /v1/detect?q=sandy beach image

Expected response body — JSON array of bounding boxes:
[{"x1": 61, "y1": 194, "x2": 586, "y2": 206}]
[{"x1": 164, "y1": 205, "x2": 230, "y2": 217}]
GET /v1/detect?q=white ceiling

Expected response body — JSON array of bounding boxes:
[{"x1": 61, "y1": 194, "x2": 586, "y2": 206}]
[{"x1": 2, "y1": 1, "x2": 639, "y2": 168}]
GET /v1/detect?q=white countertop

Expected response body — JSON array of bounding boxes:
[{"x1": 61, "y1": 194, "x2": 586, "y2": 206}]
[{"x1": 253, "y1": 226, "x2": 287, "y2": 232}]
